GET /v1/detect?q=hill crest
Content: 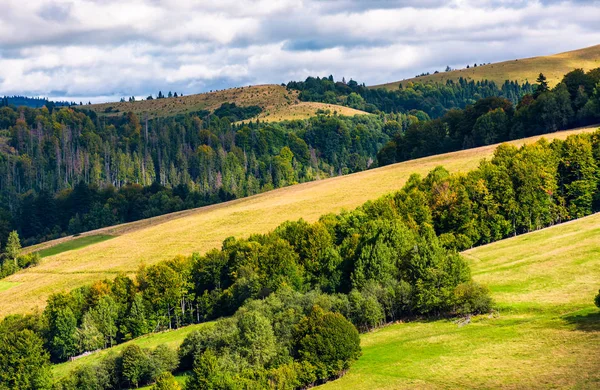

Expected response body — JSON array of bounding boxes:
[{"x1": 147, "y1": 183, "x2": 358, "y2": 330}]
[{"x1": 373, "y1": 44, "x2": 600, "y2": 90}]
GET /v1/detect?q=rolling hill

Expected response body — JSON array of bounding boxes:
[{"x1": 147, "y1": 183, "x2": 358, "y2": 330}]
[
  {"x1": 373, "y1": 44, "x2": 600, "y2": 90},
  {"x1": 81, "y1": 84, "x2": 368, "y2": 121},
  {"x1": 322, "y1": 212, "x2": 600, "y2": 389},
  {"x1": 51, "y1": 202, "x2": 600, "y2": 389},
  {"x1": 1, "y1": 125, "x2": 597, "y2": 318}
]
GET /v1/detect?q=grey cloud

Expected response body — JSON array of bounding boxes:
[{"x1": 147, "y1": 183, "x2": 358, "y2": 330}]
[
  {"x1": 0, "y1": 0, "x2": 599, "y2": 102},
  {"x1": 38, "y1": 2, "x2": 73, "y2": 22}
]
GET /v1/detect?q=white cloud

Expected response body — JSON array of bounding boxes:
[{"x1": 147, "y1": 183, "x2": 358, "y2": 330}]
[{"x1": 0, "y1": 0, "x2": 598, "y2": 102}]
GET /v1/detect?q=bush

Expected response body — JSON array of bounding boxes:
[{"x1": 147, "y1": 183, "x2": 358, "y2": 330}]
[
  {"x1": 152, "y1": 372, "x2": 181, "y2": 390},
  {"x1": 453, "y1": 282, "x2": 493, "y2": 315},
  {"x1": 595, "y1": 289, "x2": 600, "y2": 309},
  {"x1": 294, "y1": 306, "x2": 361, "y2": 379}
]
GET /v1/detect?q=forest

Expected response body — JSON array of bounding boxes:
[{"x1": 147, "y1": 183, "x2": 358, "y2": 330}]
[
  {"x1": 1, "y1": 127, "x2": 598, "y2": 389},
  {"x1": 286, "y1": 75, "x2": 534, "y2": 118},
  {"x1": 0, "y1": 106, "x2": 393, "y2": 248},
  {"x1": 377, "y1": 69, "x2": 600, "y2": 164},
  {"x1": 0, "y1": 73, "x2": 543, "y2": 251}
]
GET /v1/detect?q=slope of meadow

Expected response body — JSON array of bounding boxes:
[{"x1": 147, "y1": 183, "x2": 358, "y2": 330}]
[
  {"x1": 52, "y1": 322, "x2": 212, "y2": 380},
  {"x1": 373, "y1": 44, "x2": 600, "y2": 90},
  {"x1": 1, "y1": 126, "x2": 597, "y2": 318},
  {"x1": 82, "y1": 84, "x2": 367, "y2": 121},
  {"x1": 322, "y1": 213, "x2": 600, "y2": 389}
]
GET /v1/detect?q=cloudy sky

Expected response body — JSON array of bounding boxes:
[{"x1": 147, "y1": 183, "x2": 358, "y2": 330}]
[{"x1": 1, "y1": 0, "x2": 599, "y2": 103}]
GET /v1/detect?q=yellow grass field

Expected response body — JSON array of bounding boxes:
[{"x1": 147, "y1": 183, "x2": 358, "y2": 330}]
[
  {"x1": 373, "y1": 44, "x2": 600, "y2": 90},
  {"x1": 240, "y1": 101, "x2": 368, "y2": 123},
  {"x1": 82, "y1": 84, "x2": 367, "y2": 121},
  {"x1": 322, "y1": 213, "x2": 600, "y2": 389},
  {"x1": 1, "y1": 126, "x2": 598, "y2": 318}
]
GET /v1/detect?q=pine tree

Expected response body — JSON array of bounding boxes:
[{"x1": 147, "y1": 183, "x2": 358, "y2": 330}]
[
  {"x1": 534, "y1": 73, "x2": 549, "y2": 98},
  {"x1": 5, "y1": 231, "x2": 21, "y2": 266}
]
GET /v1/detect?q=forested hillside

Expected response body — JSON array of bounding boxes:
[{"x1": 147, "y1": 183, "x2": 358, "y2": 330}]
[
  {"x1": 287, "y1": 75, "x2": 534, "y2": 118},
  {"x1": 2, "y1": 129, "x2": 599, "y2": 389},
  {"x1": 0, "y1": 106, "x2": 390, "y2": 248},
  {"x1": 378, "y1": 68, "x2": 600, "y2": 164}
]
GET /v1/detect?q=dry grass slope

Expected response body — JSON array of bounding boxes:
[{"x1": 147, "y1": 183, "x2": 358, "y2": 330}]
[
  {"x1": 1, "y1": 126, "x2": 597, "y2": 318},
  {"x1": 373, "y1": 44, "x2": 600, "y2": 90},
  {"x1": 82, "y1": 84, "x2": 368, "y2": 121}
]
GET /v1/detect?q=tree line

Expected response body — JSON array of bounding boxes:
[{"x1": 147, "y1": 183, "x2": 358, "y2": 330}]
[
  {"x1": 4, "y1": 128, "x2": 600, "y2": 388},
  {"x1": 287, "y1": 75, "x2": 534, "y2": 118},
  {"x1": 377, "y1": 69, "x2": 600, "y2": 165}
]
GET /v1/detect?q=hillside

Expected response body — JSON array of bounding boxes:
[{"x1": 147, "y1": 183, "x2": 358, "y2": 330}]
[
  {"x1": 1, "y1": 125, "x2": 596, "y2": 318},
  {"x1": 51, "y1": 203, "x2": 600, "y2": 389},
  {"x1": 373, "y1": 44, "x2": 600, "y2": 90},
  {"x1": 82, "y1": 84, "x2": 368, "y2": 121},
  {"x1": 52, "y1": 323, "x2": 211, "y2": 380},
  {"x1": 322, "y1": 213, "x2": 600, "y2": 389}
]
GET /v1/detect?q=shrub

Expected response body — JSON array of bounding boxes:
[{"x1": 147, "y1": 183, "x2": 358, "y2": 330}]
[
  {"x1": 595, "y1": 289, "x2": 600, "y2": 309},
  {"x1": 294, "y1": 306, "x2": 361, "y2": 379},
  {"x1": 152, "y1": 372, "x2": 181, "y2": 390},
  {"x1": 454, "y1": 282, "x2": 493, "y2": 315}
]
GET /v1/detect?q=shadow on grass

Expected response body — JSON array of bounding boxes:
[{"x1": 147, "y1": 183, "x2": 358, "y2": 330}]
[{"x1": 563, "y1": 310, "x2": 600, "y2": 332}]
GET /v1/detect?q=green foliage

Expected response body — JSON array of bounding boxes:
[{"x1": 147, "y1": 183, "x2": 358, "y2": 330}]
[
  {"x1": 121, "y1": 344, "x2": 150, "y2": 388},
  {"x1": 287, "y1": 76, "x2": 534, "y2": 118},
  {"x1": 453, "y1": 282, "x2": 494, "y2": 315},
  {"x1": 185, "y1": 350, "x2": 232, "y2": 390},
  {"x1": 0, "y1": 328, "x2": 52, "y2": 390},
  {"x1": 45, "y1": 293, "x2": 78, "y2": 362},
  {"x1": 378, "y1": 67, "x2": 600, "y2": 165},
  {"x1": 57, "y1": 343, "x2": 179, "y2": 389},
  {"x1": 4, "y1": 230, "x2": 20, "y2": 262},
  {"x1": 0, "y1": 108, "x2": 387, "y2": 247},
  {"x1": 152, "y1": 372, "x2": 181, "y2": 390},
  {"x1": 294, "y1": 306, "x2": 361, "y2": 378},
  {"x1": 595, "y1": 290, "x2": 600, "y2": 309}
]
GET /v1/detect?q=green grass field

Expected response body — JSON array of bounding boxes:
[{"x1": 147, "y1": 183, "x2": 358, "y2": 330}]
[
  {"x1": 0, "y1": 281, "x2": 19, "y2": 292},
  {"x1": 321, "y1": 213, "x2": 600, "y2": 389},
  {"x1": 1, "y1": 126, "x2": 597, "y2": 319},
  {"x1": 52, "y1": 322, "x2": 212, "y2": 380},
  {"x1": 36, "y1": 235, "x2": 115, "y2": 258},
  {"x1": 373, "y1": 44, "x2": 600, "y2": 90}
]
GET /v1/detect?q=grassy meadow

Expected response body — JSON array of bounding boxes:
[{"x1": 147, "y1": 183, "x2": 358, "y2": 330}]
[
  {"x1": 36, "y1": 235, "x2": 115, "y2": 258},
  {"x1": 322, "y1": 213, "x2": 600, "y2": 389},
  {"x1": 1, "y1": 126, "x2": 597, "y2": 318},
  {"x1": 52, "y1": 322, "x2": 212, "y2": 380},
  {"x1": 82, "y1": 84, "x2": 367, "y2": 121},
  {"x1": 374, "y1": 44, "x2": 600, "y2": 90}
]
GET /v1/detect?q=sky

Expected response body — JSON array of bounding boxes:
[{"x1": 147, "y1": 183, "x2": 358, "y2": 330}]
[{"x1": 1, "y1": 0, "x2": 599, "y2": 103}]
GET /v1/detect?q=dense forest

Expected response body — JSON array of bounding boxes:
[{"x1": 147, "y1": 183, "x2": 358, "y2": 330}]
[
  {"x1": 1, "y1": 96, "x2": 72, "y2": 109},
  {"x1": 0, "y1": 105, "x2": 394, "y2": 248},
  {"x1": 1, "y1": 128, "x2": 599, "y2": 389},
  {"x1": 287, "y1": 75, "x2": 534, "y2": 118},
  {"x1": 378, "y1": 69, "x2": 600, "y2": 164}
]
